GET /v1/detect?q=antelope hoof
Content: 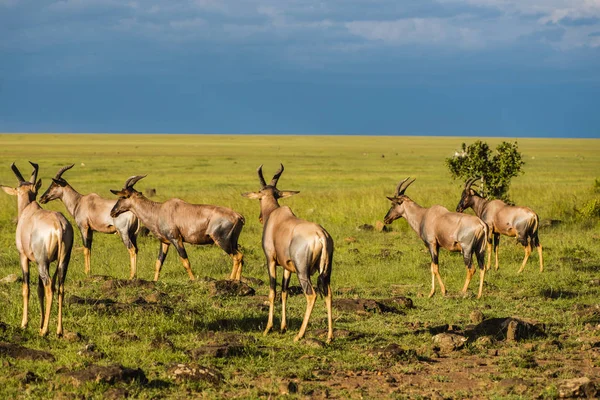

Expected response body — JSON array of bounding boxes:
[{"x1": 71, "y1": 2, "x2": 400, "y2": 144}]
[
  {"x1": 293, "y1": 334, "x2": 303, "y2": 342},
  {"x1": 263, "y1": 327, "x2": 272, "y2": 337},
  {"x1": 280, "y1": 327, "x2": 287, "y2": 334},
  {"x1": 428, "y1": 291, "x2": 435, "y2": 298},
  {"x1": 39, "y1": 329, "x2": 48, "y2": 337}
]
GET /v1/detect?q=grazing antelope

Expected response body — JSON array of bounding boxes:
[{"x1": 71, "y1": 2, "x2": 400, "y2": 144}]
[
  {"x1": 109, "y1": 175, "x2": 245, "y2": 281},
  {"x1": 384, "y1": 178, "x2": 489, "y2": 299},
  {"x1": 242, "y1": 164, "x2": 334, "y2": 343},
  {"x1": 456, "y1": 177, "x2": 543, "y2": 273},
  {"x1": 1, "y1": 162, "x2": 73, "y2": 336},
  {"x1": 39, "y1": 164, "x2": 140, "y2": 279}
]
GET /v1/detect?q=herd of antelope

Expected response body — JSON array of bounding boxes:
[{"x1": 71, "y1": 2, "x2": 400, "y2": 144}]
[{"x1": 1, "y1": 162, "x2": 543, "y2": 343}]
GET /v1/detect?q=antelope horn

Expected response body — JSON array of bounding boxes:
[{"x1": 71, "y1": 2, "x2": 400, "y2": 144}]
[
  {"x1": 257, "y1": 165, "x2": 267, "y2": 188},
  {"x1": 464, "y1": 177, "x2": 479, "y2": 190},
  {"x1": 124, "y1": 175, "x2": 146, "y2": 189},
  {"x1": 394, "y1": 177, "x2": 410, "y2": 196},
  {"x1": 29, "y1": 162, "x2": 39, "y2": 184},
  {"x1": 10, "y1": 163, "x2": 26, "y2": 183},
  {"x1": 55, "y1": 164, "x2": 75, "y2": 180},
  {"x1": 269, "y1": 163, "x2": 284, "y2": 187},
  {"x1": 399, "y1": 178, "x2": 416, "y2": 195}
]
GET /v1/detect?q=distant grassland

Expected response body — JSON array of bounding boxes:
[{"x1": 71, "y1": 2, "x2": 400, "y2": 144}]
[{"x1": 0, "y1": 134, "x2": 599, "y2": 399}]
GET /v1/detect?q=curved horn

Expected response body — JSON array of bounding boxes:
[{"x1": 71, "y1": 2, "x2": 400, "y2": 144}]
[
  {"x1": 269, "y1": 163, "x2": 284, "y2": 187},
  {"x1": 55, "y1": 164, "x2": 75, "y2": 180},
  {"x1": 394, "y1": 177, "x2": 410, "y2": 196},
  {"x1": 10, "y1": 163, "x2": 25, "y2": 183},
  {"x1": 399, "y1": 178, "x2": 416, "y2": 195},
  {"x1": 124, "y1": 175, "x2": 146, "y2": 189},
  {"x1": 28, "y1": 162, "x2": 39, "y2": 184},
  {"x1": 464, "y1": 177, "x2": 478, "y2": 190},
  {"x1": 257, "y1": 165, "x2": 267, "y2": 188}
]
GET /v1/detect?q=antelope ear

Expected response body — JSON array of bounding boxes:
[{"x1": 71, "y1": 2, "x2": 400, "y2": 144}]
[
  {"x1": 386, "y1": 196, "x2": 397, "y2": 202},
  {"x1": 35, "y1": 179, "x2": 42, "y2": 193},
  {"x1": 278, "y1": 190, "x2": 299, "y2": 199},
  {"x1": 1, "y1": 185, "x2": 17, "y2": 196},
  {"x1": 110, "y1": 189, "x2": 122, "y2": 196},
  {"x1": 241, "y1": 191, "x2": 262, "y2": 199}
]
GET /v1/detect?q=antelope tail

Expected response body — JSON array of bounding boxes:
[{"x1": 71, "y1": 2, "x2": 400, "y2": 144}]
[{"x1": 316, "y1": 232, "x2": 331, "y2": 298}]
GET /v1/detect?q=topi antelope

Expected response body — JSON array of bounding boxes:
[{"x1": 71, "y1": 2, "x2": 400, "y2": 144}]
[
  {"x1": 242, "y1": 164, "x2": 334, "y2": 343},
  {"x1": 456, "y1": 177, "x2": 543, "y2": 273},
  {"x1": 39, "y1": 164, "x2": 140, "y2": 279},
  {"x1": 1, "y1": 162, "x2": 74, "y2": 336},
  {"x1": 109, "y1": 175, "x2": 245, "y2": 281},
  {"x1": 384, "y1": 177, "x2": 489, "y2": 299}
]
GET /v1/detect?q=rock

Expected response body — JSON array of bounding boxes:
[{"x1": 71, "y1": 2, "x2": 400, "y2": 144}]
[
  {"x1": 143, "y1": 291, "x2": 165, "y2": 304},
  {"x1": 465, "y1": 317, "x2": 546, "y2": 341},
  {"x1": 280, "y1": 381, "x2": 298, "y2": 395},
  {"x1": 0, "y1": 274, "x2": 19, "y2": 284},
  {"x1": 380, "y1": 296, "x2": 414, "y2": 309},
  {"x1": 357, "y1": 224, "x2": 374, "y2": 231},
  {"x1": 432, "y1": 333, "x2": 468, "y2": 353},
  {"x1": 15, "y1": 371, "x2": 40, "y2": 385},
  {"x1": 367, "y1": 343, "x2": 418, "y2": 361},
  {"x1": 344, "y1": 237, "x2": 357, "y2": 243},
  {"x1": 558, "y1": 377, "x2": 596, "y2": 398},
  {"x1": 77, "y1": 343, "x2": 105, "y2": 360},
  {"x1": 63, "y1": 331, "x2": 83, "y2": 342},
  {"x1": 240, "y1": 276, "x2": 264, "y2": 286},
  {"x1": 333, "y1": 298, "x2": 405, "y2": 315},
  {"x1": 375, "y1": 221, "x2": 391, "y2": 232},
  {"x1": 167, "y1": 363, "x2": 223, "y2": 385},
  {"x1": 109, "y1": 331, "x2": 140, "y2": 342},
  {"x1": 60, "y1": 364, "x2": 147, "y2": 387},
  {"x1": 474, "y1": 335, "x2": 496, "y2": 349},
  {"x1": 0, "y1": 342, "x2": 55, "y2": 361},
  {"x1": 470, "y1": 310, "x2": 485, "y2": 324}
]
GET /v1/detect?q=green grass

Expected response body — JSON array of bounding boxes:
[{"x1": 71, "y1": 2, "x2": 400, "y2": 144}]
[{"x1": 0, "y1": 134, "x2": 599, "y2": 399}]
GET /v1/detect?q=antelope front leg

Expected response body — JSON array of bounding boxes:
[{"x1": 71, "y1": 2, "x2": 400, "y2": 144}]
[
  {"x1": 493, "y1": 234, "x2": 500, "y2": 271},
  {"x1": 172, "y1": 239, "x2": 195, "y2": 281},
  {"x1": 280, "y1": 269, "x2": 292, "y2": 334},
  {"x1": 20, "y1": 255, "x2": 30, "y2": 329},
  {"x1": 485, "y1": 240, "x2": 492, "y2": 271},
  {"x1": 81, "y1": 227, "x2": 93, "y2": 276},
  {"x1": 264, "y1": 259, "x2": 277, "y2": 337},
  {"x1": 229, "y1": 251, "x2": 244, "y2": 281},
  {"x1": 476, "y1": 268, "x2": 486, "y2": 299},
  {"x1": 154, "y1": 242, "x2": 170, "y2": 281},
  {"x1": 120, "y1": 229, "x2": 138, "y2": 280}
]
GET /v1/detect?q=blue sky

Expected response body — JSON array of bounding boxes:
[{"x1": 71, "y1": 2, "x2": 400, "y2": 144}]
[{"x1": 1, "y1": 0, "x2": 599, "y2": 137}]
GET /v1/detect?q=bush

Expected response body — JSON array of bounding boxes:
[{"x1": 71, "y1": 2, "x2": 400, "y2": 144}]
[{"x1": 445, "y1": 140, "x2": 524, "y2": 202}]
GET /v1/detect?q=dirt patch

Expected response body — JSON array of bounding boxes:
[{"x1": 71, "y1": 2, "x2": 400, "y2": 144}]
[
  {"x1": 60, "y1": 364, "x2": 147, "y2": 387},
  {"x1": 464, "y1": 317, "x2": 546, "y2": 341},
  {"x1": 67, "y1": 295, "x2": 173, "y2": 315},
  {"x1": 208, "y1": 280, "x2": 255, "y2": 297},
  {"x1": 367, "y1": 343, "x2": 419, "y2": 361},
  {"x1": 188, "y1": 343, "x2": 246, "y2": 359},
  {"x1": 0, "y1": 342, "x2": 55, "y2": 361}
]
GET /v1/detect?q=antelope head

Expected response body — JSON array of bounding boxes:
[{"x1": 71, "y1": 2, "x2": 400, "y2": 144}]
[
  {"x1": 383, "y1": 177, "x2": 416, "y2": 224},
  {"x1": 109, "y1": 175, "x2": 146, "y2": 217},
  {"x1": 241, "y1": 164, "x2": 299, "y2": 224},
  {"x1": 456, "y1": 177, "x2": 481, "y2": 213},
  {"x1": 1, "y1": 162, "x2": 42, "y2": 205},
  {"x1": 39, "y1": 164, "x2": 75, "y2": 204}
]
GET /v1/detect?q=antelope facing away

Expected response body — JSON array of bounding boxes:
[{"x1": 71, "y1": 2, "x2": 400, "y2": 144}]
[
  {"x1": 1, "y1": 162, "x2": 73, "y2": 336},
  {"x1": 242, "y1": 164, "x2": 334, "y2": 343},
  {"x1": 384, "y1": 178, "x2": 489, "y2": 299},
  {"x1": 456, "y1": 178, "x2": 543, "y2": 273},
  {"x1": 39, "y1": 164, "x2": 140, "y2": 279},
  {"x1": 109, "y1": 175, "x2": 245, "y2": 281}
]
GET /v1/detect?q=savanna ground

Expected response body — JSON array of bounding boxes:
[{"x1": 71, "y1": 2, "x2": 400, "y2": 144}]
[{"x1": 0, "y1": 134, "x2": 599, "y2": 399}]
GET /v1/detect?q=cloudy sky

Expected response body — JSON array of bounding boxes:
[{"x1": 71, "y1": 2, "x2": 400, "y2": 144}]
[{"x1": 1, "y1": 0, "x2": 599, "y2": 137}]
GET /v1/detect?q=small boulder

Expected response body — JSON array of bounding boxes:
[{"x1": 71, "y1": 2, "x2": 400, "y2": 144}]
[
  {"x1": 470, "y1": 309, "x2": 485, "y2": 324},
  {"x1": 432, "y1": 333, "x2": 468, "y2": 353},
  {"x1": 558, "y1": 377, "x2": 596, "y2": 398},
  {"x1": 167, "y1": 363, "x2": 223, "y2": 385},
  {"x1": 0, "y1": 274, "x2": 19, "y2": 284},
  {"x1": 61, "y1": 364, "x2": 147, "y2": 387},
  {"x1": 357, "y1": 224, "x2": 374, "y2": 231}
]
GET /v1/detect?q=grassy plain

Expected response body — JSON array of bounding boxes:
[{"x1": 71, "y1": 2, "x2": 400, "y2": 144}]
[{"x1": 0, "y1": 133, "x2": 599, "y2": 398}]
